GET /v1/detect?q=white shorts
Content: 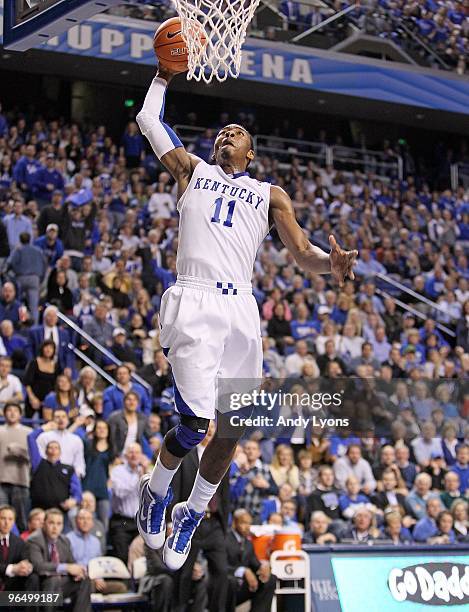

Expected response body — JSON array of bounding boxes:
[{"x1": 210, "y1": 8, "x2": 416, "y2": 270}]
[{"x1": 159, "y1": 275, "x2": 263, "y2": 420}]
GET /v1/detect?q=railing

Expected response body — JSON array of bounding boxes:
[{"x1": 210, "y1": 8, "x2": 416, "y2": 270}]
[
  {"x1": 173, "y1": 125, "x2": 402, "y2": 180},
  {"x1": 53, "y1": 308, "x2": 152, "y2": 393}
]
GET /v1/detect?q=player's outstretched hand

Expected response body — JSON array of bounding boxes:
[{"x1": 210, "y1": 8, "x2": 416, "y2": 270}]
[{"x1": 329, "y1": 234, "x2": 358, "y2": 287}]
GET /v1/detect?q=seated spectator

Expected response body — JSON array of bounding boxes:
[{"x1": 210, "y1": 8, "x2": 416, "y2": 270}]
[
  {"x1": 339, "y1": 476, "x2": 375, "y2": 520},
  {"x1": 333, "y1": 444, "x2": 377, "y2": 495},
  {"x1": 316, "y1": 338, "x2": 347, "y2": 376},
  {"x1": 0, "y1": 504, "x2": 36, "y2": 592},
  {"x1": 36, "y1": 409, "x2": 85, "y2": 478},
  {"x1": 267, "y1": 303, "x2": 294, "y2": 354},
  {"x1": 28, "y1": 423, "x2": 82, "y2": 515},
  {"x1": 230, "y1": 440, "x2": 279, "y2": 522},
  {"x1": 138, "y1": 349, "x2": 172, "y2": 399},
  {"x1": 269, "y1": 444, "x2": 300, "y2": 491},
  {"x1": 66, "y1": 508, "x2": 103, "y2": 563},
  {"x1": 279, "y1": 499, "x2": 302, "y2": 531},
  {"x1": 406, "y1": 473, "x2": 438, "y2": 520},
  {"x1": 0, "y1": 356, "x2": 24, "y2": 407},
  {"x1": 26, "y1": 507, "x2": 92, "y2": 612},
  {"x1": 20, "y1": 508, "x2": 45, "y2": 541},
  {"x1": 450, "y1": 444, "x2": 469, "y2": 493},
  {"x1": 411, "y1": 421, "x2": 443, "y2": 468},
  {"x1": 109, "y1": 443, "x2": 148, "y2": 563},
  {"x1": 82, "y1": 300, "x2": 115, "y2": 354},
  {"x1": 46, "y1": 270, "x2": 74, "y2": 314},
  {"x1": 0, "y1": 282, "x2": 23, "y2": 329},
  {"x1": 395, "y1": 445, "x2": 418, "y2": 490},
  {"x1": 297, "y1": 449, "x2": 318, "y2": 498},
  {"x1": 226, "y1": 509, "x2": 276, "y2": 612},
  {"x1": 371, "y1": 468, "x2": 408, "y2": 516},
  {"x1": 441, "y1": 422, "x2": 459, "y2": 466},
  {"x1": 428, "y1": 510, "x2": 456, "y2": 545},
  {"x1": 380, "y1": 510, "x2": 413, "y2": 545},
  {"x1": 82, "y1": 421, "x2": 110, "y2": 531},
  {"x1": 304, "y1": 465, "x2": 342, "y2": 526},
  {"x1": 109, "y1": 328, "x2": 139, "y2": 367},
  {"x1": 75, "y1": 492, "x2": 106, "y2": 554},
  {"x1": 451, "y1": 500, "x2": 469, "y2": 542},
  {"x1": 23, "y1": 339, "x2": 60, "y2": 419},
  {"x1": 0, "y1": 403, "x2": 32, "y2": 531},
  {"x1": 26, "y1": 305, "x2": 73, "y2": 374},
  {"x1": 423, "y1": 451, "x2": 448, "y2": 490},
  {"x1": 75, "y1": 366, "x2": 98, "y2": 409},
  {"x1": 42, "y1": 374, "x2": 78, "y2": 422},
  {"x1": 108, "y1": 391, "x2": 148, "y2": 459},
  {"x1": 340, "y1": 508, "x2": 380, "y2": 543},
  {"x1": 102, "y1": 364, "x2": 151, "y2": 418},
  {"x1": 412, "y1": 497, "x2": 443, "y2": 542},
  {"x1": 303, "y1": 511, "x2": 337, "y2": 545},
  {"x1": 260, "y1": 483, "x2": 296, "y2": 524},
  {"x1": 0, "y1": 320, "x2": 27, "y2": 371},
  {"x1": 349, "y1": 342, "x2": 381, "y2": 374}
]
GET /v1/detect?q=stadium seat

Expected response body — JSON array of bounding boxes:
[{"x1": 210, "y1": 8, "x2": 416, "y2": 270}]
[
  {"x1": 88, "y1": 556, "x2": 147, "y2": 609},
  {"x1": 270, "y1": 550, "x2": 311, "y2": 612}
]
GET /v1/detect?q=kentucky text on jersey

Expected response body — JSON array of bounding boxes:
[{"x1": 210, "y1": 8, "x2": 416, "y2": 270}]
[{"x1": 193, "y1": 177, "x2": 265, "y2": 209}]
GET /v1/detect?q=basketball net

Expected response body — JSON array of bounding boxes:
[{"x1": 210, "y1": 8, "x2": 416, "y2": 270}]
[{"x1": 172, "y1": 0, "x2": 261, "y2": 83}]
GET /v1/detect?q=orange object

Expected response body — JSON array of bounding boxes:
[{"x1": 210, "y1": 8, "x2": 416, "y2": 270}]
[
  {"x1": 251, "y1": 533, "x2": 274, "y2": 561},
  {"x1": 154, "y1": 17, "x2": 206, "y2": 74},
  {"x1": 271, "y1": 530, "x2": 302, "y2": 557}
]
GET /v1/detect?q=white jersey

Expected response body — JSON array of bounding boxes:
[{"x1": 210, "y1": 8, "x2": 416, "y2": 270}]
[{"x1": 176, "y1": 161, "x2": 271, "y2": 284}]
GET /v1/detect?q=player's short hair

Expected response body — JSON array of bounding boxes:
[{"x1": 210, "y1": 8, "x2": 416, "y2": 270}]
[{"x1": 0, "y1": 504, "x2": 16, "y2": 517}]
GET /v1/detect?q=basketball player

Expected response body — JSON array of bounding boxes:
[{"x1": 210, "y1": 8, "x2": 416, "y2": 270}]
[{"x1": 135, "y1": 66, "x2": 357, "y2": 570}]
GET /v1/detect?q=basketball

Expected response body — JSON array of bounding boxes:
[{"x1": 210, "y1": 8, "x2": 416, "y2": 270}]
[{"x1": 154, "y1": 17, "x2": 206, "y2": 74}]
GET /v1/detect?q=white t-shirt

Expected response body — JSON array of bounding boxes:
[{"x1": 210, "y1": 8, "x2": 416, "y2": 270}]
[
  {"x1": 123, "y1": 420, "x2": 138, "y2": 453},
  {"x1": 0, "y1": 374, "x2": 23, "y2": 406}
]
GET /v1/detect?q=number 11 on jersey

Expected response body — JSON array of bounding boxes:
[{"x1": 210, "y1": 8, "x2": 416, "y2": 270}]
[{"x1": 211, "y1": 197, "x2": 236, "y2": 228}]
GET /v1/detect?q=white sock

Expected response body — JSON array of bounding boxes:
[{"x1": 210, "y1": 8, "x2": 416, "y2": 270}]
[
  {"x1": 187, "y1": 472, "x2": 219, "y2": 514},
  {"x1": 149, "y1": 456, "x2": 179, "y2": 498}
]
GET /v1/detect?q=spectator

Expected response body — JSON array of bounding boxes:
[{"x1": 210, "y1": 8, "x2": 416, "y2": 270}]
[
  {"x1": 26, "y1": 305, "x2": 73, "y2": 373},
  {"x1": 305, "y1": 465, "x2": 341, "y2": 525},
  {"x1": 411, "y1": 421, "x2": 443, "y2": 468},
  {"x1": 380, "y1": 510, "x2": 413, "y2": 545},
  {"x1": 0, "y1": 356, "x2": 24, "y2": 407},
  {"x1": 103, "y1": 364, "x2": 151, "y2": 418},
  {"x1": 413, "y1": 497, "x2": 444, "y2": 542},
  {"x1": 395, "y1": 445, "x2": 418, "y2": 490},
  {"x1": 6, "y1": 232, "x2": 46, "y2": 323},
  {"x1": 66, "y1": 508, "x2": 102, "y2": 564},
  {"x1": 109, "y1": 443, "x2": 148, "y2": 563},
  {"x1": 77, "y1": 492, "x2": 107, "y2": 554},
  {"x1": 36, "y1": 409, "x2": 85, "y2": 478},
  {"x1": 34, "y1": 223, "x2": 66, "y2": 266},
  {"x1": 37, "y1": 190, "x2": 64, "y2": 236},
  {"x1": 269, "y1": 444, "x2": 300, "y2": 491},
  {"x1": 46, "y1": 270, "x2": 74, "y2": 314},
  {"x1": 108, "y1": 390, "x2": 147, "y2": 459},
  {"x1": 138, "y1": 349, "x2": 172, "y2": 399},
  {"x1": 20, "y1": 508, "x2": 45, "y2": 541},
  {"x1": 406, "y1": 473, "x2": 438, "y2": 520},
  {"x1": 339, "y1": 476, "x2": 375, "y2": 520},
  {"x1": 42, "y1": 374, "x2": 78, "y2": 422},
  {"x1": 0, "y1": 282, "x2": 23, "y2": 329},
  {"x1": 303, "y1": 511, "x2": 337, "y2": 544},
  {"x1": 75, "y1": 366, "x2": 98, "y2": 409},
  {"x1": 0, "y1": 403, "x2": 32, "y2": 531},
  {"x1": 26, "y1": 507, "x2": 92, "y2": 612},
  {"x1": 36, "y1": 154, "x2": 64, "y2": 204},
  {"x1": 452, "y1": 500, "x2": 469, "y2": 541},
  {"x1": 230, "y1": 440, "x2": 279, "y2": 522},
  {"x1": 429, "y1": 510, "x2": 456, "y2": 545},
  {"x1": 121, "y1": 122, "x2": 143, "y2": 168},
  {"x1": 340, "y1": 508, "x2": 380, "y2": 543},
  {"x1": 333, "y1": 445, "x2": 377, "y2": 494},
  {"x1": 0, "y1": 504, "x2": 36, "y2": 592},
  {"x1": 226, "y1": 509, "x2": 276, "y2": 612},
  {"x1": 450, "y1": 444, "x2": 469, "y2": 493},
  {"x1": 440, "y1": 471, "x2": 466, "y2": 509},
  {"x1": 3, "y1": 201, "x2": 33, "y2": 250},
  {"x1": 12, "y1": 146, "x2": 42, "y2": 200},
  {"x1": 284, "y1": 339, "x2": 319, "y2": 376},
  {"x1": 28, "y1": 423, "x2": 82, "y2": 514},
  {"x1": 23, "y1": 339, "x2": 60, "y2": 419},
  {"x1": 82, "y1": 300, "x2": 115, "y2": 351},
  {"x1": 81, "y1": 421, "x2": 111, "y2": 531},
  {"x1": 371, "y1": 468, "x2": 408, "y2": 515}
]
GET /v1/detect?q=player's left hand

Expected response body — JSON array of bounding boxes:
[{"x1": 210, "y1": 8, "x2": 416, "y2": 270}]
[{"x1": 329, "y1": 235, "x2": 358, "y2": 287}]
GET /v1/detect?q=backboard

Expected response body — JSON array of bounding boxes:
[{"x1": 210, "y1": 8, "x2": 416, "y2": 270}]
[{"x1": 3, "y1": 0, "x2": 122, "y2": 50}]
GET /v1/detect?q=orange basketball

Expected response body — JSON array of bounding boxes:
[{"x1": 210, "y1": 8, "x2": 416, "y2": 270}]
[{"x1": 154, "y1": 17, "x2": 206, "y2": 74}]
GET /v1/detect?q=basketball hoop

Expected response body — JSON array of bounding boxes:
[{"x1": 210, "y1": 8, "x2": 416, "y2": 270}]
[{"x1": 172, "y1": 0, "x2": 261, "y2": 83}]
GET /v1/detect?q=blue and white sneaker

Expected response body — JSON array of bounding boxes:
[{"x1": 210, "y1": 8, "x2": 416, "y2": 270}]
[
  {"x1": 163, "y1": 502, "x2": 204, "y2": 570},
  {"x1": 136, "y1": 473, "x2": 173, "y2": 549}
]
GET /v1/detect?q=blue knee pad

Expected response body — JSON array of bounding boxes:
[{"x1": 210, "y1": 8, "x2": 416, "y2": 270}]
[{"x1": 165, "y1": 415, "x2": 210, "y2": 458}]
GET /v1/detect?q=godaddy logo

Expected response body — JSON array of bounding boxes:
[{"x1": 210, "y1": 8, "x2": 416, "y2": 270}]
[{"x1": 388, "y1": 563, "x2": 469, "y2": 605}]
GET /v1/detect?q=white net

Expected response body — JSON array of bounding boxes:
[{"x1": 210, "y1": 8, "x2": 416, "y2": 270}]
[{"x1": 171, "y1": 0, "x2": 261, "y2": 83}]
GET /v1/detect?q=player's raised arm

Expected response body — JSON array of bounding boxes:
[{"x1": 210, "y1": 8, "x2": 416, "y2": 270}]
[
  {"x1": 136, "y1": 68, "x2": 201, "y2": 196},
  {"x1": 269, "y1": 185, "x2": 357, "y2": 286}
]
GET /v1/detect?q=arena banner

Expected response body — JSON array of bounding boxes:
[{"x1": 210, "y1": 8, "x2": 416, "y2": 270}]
[
  {"x1": 0, "y1": 4, "x2": 468, "y2": 114},
  {"x1": 307, "y1": 548, "x2": 469, "y2": 612}
]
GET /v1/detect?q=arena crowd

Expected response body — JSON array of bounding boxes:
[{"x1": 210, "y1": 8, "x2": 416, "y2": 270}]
[{"x1": 0, "y1": 96, "x2": 467, "y2": 612}]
